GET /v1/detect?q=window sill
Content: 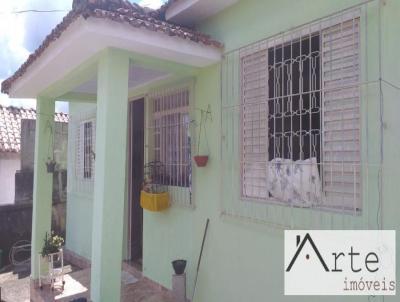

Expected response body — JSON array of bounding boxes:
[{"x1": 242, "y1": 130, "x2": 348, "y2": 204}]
[{"x1": 240, "y1": 196, "x2": 362, "y2": 216}]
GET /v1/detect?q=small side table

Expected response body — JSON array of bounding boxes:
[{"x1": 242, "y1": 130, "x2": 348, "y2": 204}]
[{"x1": 38, "y1": 249, "x2": 65, "y2": 291}]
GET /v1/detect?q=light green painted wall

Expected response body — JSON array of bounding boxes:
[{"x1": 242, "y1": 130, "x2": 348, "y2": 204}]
[
  {"x1": 198, "y1": 0, "x2": 372, "y2": 53},
  {"x1": 379, "y1": 0, "x2": 400, "y2": 234},
  {"x1": 66, "y1": 102, "x2": 96, "y2": 260},
  {"x1": 141, "y1": 1, "x2": 399, "y2": 302},
  {"x1": 90, "y1": 49, "x2": 130, "y2": 302},
  {"x1": 64, "y1": 0, "x2": 400, "y2": 301},
  {"x1": 31, "y1": 97, "x2": 55, "y2": 279}
]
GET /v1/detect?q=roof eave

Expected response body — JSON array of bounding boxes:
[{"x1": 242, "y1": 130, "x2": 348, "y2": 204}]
[
  {"x1": 4, "y1": 16, "x2": 222, "y2": 99},
  {"x1": 2, "y1": 5, "x2": 223, "y2": 97},
  {"x1": 161, "y1": 0, "x2": 240, "y2": 26}
]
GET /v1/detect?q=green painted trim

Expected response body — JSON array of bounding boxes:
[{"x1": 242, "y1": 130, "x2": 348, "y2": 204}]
[
  {"x1": 90, "y1": 48, "x2": 130, "y2": 302},
  {"x1": 38, "y1": 47, "x2": 200, "y2": 100},
  {"x1": 128, "y1": 75, "x2": 197, "y2": 99},
  {"x1": 59, "y1": 92, "x2": 97, "y2": 103},
  {"x1": 31, "y1": 97, "x2": 55, "y2": 279},
  {"x1": 127, "y1": 50, "x2": 198, "y2": 77}
]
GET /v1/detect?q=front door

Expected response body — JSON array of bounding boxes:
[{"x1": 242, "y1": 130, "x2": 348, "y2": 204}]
[{"x1": 127, "y1": 98, "x2": 144, "y2": 264}]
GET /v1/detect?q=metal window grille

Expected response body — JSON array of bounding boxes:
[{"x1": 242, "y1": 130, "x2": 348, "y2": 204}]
[
  {"x1": 83, "y1": 121, "x2": 94, "y2": 179},
  {"x1": 238, "y1": 10, "x2": 361, "y2": 210},
  {"x1": 147, "y1": 87, "x2": 192, "y2": 206},
  {"x1": 68, "y1": 109, "x2": 96, "y2": 196},
  {"x1": 77, "y1": 119, "x2": 96, "y2": 181}
]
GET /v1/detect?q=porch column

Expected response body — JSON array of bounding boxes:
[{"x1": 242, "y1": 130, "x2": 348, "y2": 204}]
[
  {"x1": 31, "y1": 97, "x2": 55, "y2": 280},
  {"x1": 90, "y1": 49, "x2": 130, "y2": 302}
]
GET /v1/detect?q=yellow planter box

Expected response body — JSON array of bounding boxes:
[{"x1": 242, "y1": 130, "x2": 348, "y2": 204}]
[{"x1": 140, "y1": 190, "x2": 170, "y2": 212}]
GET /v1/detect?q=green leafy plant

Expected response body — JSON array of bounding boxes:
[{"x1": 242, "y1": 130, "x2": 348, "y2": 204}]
[{"x1": 41, "y1": 232, "x2": 64, "y2": 257}]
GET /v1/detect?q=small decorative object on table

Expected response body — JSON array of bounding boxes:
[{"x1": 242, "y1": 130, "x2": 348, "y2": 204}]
[
  {"x1": 39, "y1": 232, "x2": 65, "y2": 291},
  {"x1": 140, "y1": 161, "x2": 170, "y2": 212}
]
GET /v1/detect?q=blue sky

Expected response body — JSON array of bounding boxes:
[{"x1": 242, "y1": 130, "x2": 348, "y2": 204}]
[{"x1": 0, "y1": 0, "x2": 165, "y2": 112}]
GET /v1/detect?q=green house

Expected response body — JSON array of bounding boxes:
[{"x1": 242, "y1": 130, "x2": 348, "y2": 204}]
[{"x1": 2, "y1": 0, "x2": 399, "y2": 301}]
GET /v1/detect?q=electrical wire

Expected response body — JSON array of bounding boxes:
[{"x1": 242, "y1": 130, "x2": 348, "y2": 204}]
[{"x1": 0, "y1": 9, "x2": 68, "y2": 15}]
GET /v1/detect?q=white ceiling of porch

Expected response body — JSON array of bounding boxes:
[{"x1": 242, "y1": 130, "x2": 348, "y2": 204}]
[{"x1": 73, "y1": 65, "x2": 170, "y2": 94}]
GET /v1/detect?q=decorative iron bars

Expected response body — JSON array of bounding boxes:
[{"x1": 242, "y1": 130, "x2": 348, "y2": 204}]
[
  {"x1": 68, "y1": 108, "x2": 96, "y2": 196},
  {"x1": 147, "y1": 87, "x2": 193, "y2": 207},
  {"x1": 221, "y1": 6, "x2": 383, "y2": 228}
]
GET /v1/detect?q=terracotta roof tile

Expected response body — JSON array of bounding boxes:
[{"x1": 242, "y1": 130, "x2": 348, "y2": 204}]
[
  {"x1": 0, "y1": 105, "x2": 68, "y2": 153},
  {"x1": 1, "y1": 0, "x2": 222, "y2": 95}
]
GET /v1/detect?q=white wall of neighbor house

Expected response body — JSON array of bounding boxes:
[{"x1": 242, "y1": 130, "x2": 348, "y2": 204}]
[{"x1": 0, "y1": 153, "x2": 20, "y2": 205}]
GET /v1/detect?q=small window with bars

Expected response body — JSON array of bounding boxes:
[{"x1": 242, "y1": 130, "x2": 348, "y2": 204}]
[
  {"x1": 148, "y1": 88, "x2": 192, "y2": 197},
  {"x1": 241, "y1": 15, "x2": 361, "y2": 211},
  {"x1": 76, "y1": 119, "x2": 96, "y2": 181}
]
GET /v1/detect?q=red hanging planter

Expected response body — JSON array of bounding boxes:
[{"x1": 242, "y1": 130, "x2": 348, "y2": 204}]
[
  {"x1": 193, "y1": 105, "x2": 212, "y2": 168},
  {"x1": 193, "y1": 155, "x2": 209, "y2": 167}
]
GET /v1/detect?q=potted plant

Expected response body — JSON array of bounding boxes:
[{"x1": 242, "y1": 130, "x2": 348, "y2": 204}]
[
  {"x1": 39, "y1": 232, "x2": 65, "y2": 290},
  {"x1": 41, "y1": 232, "x2": 64, "y2": 259},
  {"x1": 193, "y1": 105, "x2": 211, "y2": 167},
  {"x1": 140, "y1": 162, "x2": 170, "y2": 212},
  {"x1": 45, "y1": 158, "x2": 57, "y2": 173}
]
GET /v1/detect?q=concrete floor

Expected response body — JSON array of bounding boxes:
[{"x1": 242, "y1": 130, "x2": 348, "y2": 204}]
[
  {"x1": 0, "y1": 264, "x2": 175, "y2": 302},
  {"x1": 0, "y1": 263, "x2": 78, "y2": 302},
  {"x1": 0, "y1": 266, "x2": 30, "y2": 302}
]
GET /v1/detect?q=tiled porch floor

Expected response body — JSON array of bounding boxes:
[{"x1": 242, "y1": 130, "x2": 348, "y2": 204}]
[
  {"x1": 31, "y1": 267, "x2": 175, "y2": 302},
  {"x1": 0, "y1": 264, "x2": 174, "y2": 302}
]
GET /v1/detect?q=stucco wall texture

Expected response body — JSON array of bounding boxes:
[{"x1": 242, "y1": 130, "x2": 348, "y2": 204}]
[
  {"x1": 65, "y1": 1, "x2": 400, "y2": 302},
  {"x1": 0, "y1": 153, "x2": 20, "y2": 205}
]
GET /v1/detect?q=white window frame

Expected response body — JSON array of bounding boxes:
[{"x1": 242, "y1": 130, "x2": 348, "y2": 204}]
[
  {"x1": 147, "y1": 86, "x2": 193, "y2": 206},
  {"x1": 240, "y1": 11, "x2": 361, "y2": 212},
  {"x1": 76, "y1": 118, "x2": 96, "y2": 181}
]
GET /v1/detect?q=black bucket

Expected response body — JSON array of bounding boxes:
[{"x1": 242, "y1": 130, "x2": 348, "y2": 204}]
[{"x1": 172, "y1": 259, "x2": 187, "y2": 275}]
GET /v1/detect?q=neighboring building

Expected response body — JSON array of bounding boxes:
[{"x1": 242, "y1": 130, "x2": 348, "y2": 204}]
[
  {"x1": 1, "y1": 0, "x2": 399, "y2": 302},
  {"x1": 0, "y1": 151, "x2": 19, "y2": 205},
  {"x1": 0, "y1": 105, "x2": 68, "y2": 205},
  {"x1": 0, "y1": 111, "x2": 20, "y2": 205}
]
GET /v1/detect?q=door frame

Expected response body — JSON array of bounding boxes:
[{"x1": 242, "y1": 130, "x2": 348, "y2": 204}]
[{"x1": 127, "y1": 96, "x2": 146, "y2": 262}]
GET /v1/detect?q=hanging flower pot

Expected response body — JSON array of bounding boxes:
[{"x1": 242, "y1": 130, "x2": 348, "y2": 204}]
[
  {"x1": 140, "y1": 190, "x2": 170, "y2": 212},
  {"x1": 193, "y1": 105, "x2": 212, "y2": 168},
  {"x1": 46, "y1": 123, "x2": 57, "y2": 173},
  {"x1": 140, "y1": 162, "x2": 170, "y2": 212},
  {"x1": 45, "y1": 158, "x2": 57, "y2": 173},
  {"x1": 193, "y1": 155, "x2": 209, "y2": 167}
]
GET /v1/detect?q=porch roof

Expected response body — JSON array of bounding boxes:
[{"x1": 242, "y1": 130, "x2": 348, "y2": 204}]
[{"x1": 1, "y1": 0, "x2": 223, "y2": 97}]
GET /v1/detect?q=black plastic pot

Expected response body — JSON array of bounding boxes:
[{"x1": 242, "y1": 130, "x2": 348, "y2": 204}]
[{"x1": 172, "y1": 259, "x2": 187, "y2": 275}]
